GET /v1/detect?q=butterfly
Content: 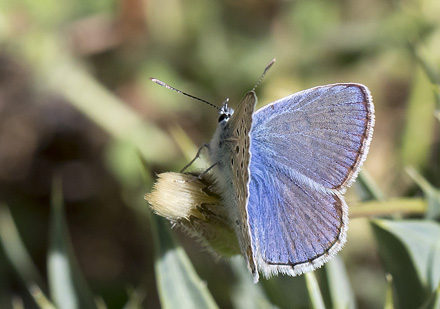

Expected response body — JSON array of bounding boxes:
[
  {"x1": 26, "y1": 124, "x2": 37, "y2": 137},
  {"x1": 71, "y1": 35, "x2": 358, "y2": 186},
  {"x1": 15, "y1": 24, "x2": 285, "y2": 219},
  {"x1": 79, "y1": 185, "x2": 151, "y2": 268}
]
[{"x1": 146, "y1": 60, "x2": 375, "y2": 282}]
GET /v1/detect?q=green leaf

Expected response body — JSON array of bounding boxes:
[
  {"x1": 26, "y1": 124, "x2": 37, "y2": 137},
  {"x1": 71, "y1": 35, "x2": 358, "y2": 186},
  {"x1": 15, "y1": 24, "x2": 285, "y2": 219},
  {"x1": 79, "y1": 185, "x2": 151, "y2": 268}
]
[
  {"x1": 17, "y1": 31, "x2": 176, "y2": 166},
  {"x1": 351, "y1": 198, "x2": 426, "y2": 219},
  {"x1": 413, "y1": 42, "x2": 440, "y2": 122},
  {"x1": 229, "y1": 257, "x2": 277, "y2": 309},
  {"x1": 400, "y1": 66, "x2": 436, "y2": 170},
  {"x1": 407, "y1": 167, "x2": 440, "y2": 220},
  {"x1": 321, "y1": 256, "x2": 356, "y2": 309},
  {"x1": 420, "y1": 284, "x2": 440, "y2": 309},
  {"x1": 371, "y1": 219, "x2": 440, "y2": 309},
  {"x1": 29, "y1": 285, "x2": 57, "y2": 309},
  {"x1": 261, "y1": 276, "x2": 309, "y2": 308},
  {"x1": 0, "y1": 204, "x2": 45, "y2": 289},
  {"x1": 384, "y1": 274, "x2": 395, "y2": 309},
  {"x1": 123, "y1": 287, "x2": 146, "y2": 309},
  {"x1": 305, "y1": 272, "x2": 325, "y2": 309},
  {"x1": 0, "y1": 204, "x2": 53, "y2": 308},
  {"x1": 356, "y1": 170, "x2": 386, "y2": 202},
  {"x1": 48, "y1": 177, "x2": 97, "y2": 309},
  {"x1": 150, "y1": 214, "x2": 218, "y2": 309}
]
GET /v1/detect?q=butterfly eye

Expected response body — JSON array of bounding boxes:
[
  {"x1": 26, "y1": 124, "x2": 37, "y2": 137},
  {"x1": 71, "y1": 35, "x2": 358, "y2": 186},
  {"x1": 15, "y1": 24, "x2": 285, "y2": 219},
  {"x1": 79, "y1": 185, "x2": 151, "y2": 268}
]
[
  {"x1": 218, "y1": 113, "x2": 230, "y2": 122},
  {"x1": 218, "y1": 102, "x2": 233, "y2": 123}
]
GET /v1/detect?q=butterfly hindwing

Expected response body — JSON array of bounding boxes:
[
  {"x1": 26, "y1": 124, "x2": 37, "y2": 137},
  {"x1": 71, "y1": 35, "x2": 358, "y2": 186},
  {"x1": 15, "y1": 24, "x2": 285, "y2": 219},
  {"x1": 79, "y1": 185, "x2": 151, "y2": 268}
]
[
  {"x1": 247, "y1": 157, "x2": 347, "y2": 277},
  {"x1": 210, "y1": 91, "x2": 259, "y2": 279}
]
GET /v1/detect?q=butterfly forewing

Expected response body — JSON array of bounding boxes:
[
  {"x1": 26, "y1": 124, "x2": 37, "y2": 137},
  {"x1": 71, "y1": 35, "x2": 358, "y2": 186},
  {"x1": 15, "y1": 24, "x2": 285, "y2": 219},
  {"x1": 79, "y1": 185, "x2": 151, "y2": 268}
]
[{"x1": 251, "y1": 84, "x2": 374, "y2": 191}]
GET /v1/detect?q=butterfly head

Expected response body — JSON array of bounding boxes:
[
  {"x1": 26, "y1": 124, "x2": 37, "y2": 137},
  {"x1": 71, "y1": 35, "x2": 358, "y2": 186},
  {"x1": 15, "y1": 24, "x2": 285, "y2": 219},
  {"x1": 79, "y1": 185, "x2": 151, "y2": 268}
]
[{"x1": 218, "y1": 98, "x2": 234, "y2": 123}]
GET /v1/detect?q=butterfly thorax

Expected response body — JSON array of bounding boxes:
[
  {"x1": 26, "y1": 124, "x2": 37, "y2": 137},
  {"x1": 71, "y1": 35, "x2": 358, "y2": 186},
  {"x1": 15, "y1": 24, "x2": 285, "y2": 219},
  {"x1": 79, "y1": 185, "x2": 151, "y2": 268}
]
[
  {"x1": 208, "y1": 115, "x2": 234, "y2": 195},
  {"x1": 209, "y1": 102, "x2": 235, "y2": 171}
]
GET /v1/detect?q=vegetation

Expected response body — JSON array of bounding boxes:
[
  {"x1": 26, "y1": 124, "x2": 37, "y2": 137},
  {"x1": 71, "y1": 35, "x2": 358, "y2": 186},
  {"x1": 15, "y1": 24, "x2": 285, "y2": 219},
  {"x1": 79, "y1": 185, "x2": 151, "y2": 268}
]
[{"x1": 0, "y1": 0, "x2": 439, "y2": 307}]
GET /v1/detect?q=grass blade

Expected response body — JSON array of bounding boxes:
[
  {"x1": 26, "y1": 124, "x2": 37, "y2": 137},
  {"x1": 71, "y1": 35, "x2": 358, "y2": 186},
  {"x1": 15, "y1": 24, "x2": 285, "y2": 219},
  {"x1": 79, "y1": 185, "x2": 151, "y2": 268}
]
[
  {"x1": 17, "y1": 32, "x2": 176, "y2": 165},
  {"x1": 305, "y1": 272, "x2": 325, "y2": 309},
  {"x1": 229, "y1": 257, "x2": 277, "y2": 309},
  {"x1": 351, "y1": 198, "x2": 426, "y2": 218},
  {"x1": 150, "y1": 214, "x2": 218, "y2": 309},
  {"x1": 371, "y1": 219, "x2": 440, "y2": 308},
  {"x1": 406, "y1": 167, "x2": 440, "y2": 220},
  {"x1": 0, "y1": 204, "x2": 45, "y2": 290},
  {"x1": 400, "y1": 67, "x2": 436, "y2": 170},
  {"x1": 48, "y1": 177, "x2": 97, "y2": 309},
  {"x1": 321, "y1": 256, "x2": 356, "y2": 309},
  {"x1": 420, "y1": 284, "x2": 440, "y2": 309},
  {"x1": 0, "y1": 204, "x2": 53, "y2": 307},
  {"x1": 384, "y1": 274, "x2": 395, "y2": 309}
]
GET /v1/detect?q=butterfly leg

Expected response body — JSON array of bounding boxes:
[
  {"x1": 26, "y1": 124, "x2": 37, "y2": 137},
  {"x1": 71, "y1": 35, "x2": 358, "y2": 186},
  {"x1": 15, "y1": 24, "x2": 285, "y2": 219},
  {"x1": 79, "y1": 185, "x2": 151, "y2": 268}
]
[
  {"x1": 198, "y1": 162, "x2": 218, "y2": 179},
  {"x1": 182, "y1": 162, "x2": 218, "y2": 184},
  {"x1": 180, "y1": 143, "x2": 210, "y2": 173}
]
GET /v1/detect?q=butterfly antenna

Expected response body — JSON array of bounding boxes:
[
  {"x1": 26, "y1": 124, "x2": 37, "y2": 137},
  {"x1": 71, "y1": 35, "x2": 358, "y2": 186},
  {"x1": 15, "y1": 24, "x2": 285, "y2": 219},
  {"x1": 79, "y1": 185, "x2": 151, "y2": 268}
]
[
  {"x1": 252, "y1": 58, "x2": 276, "y2": 92},
  {"x1": 149, "y1": 78, "x2": 222, "y2": 111}
]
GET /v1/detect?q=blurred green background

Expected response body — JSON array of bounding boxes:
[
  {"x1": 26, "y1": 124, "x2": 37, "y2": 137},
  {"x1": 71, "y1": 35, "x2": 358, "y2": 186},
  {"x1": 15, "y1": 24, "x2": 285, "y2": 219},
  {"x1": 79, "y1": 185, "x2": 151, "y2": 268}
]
[{"x1": 0, "y1": 0, "x2": 439, "y2": 308}]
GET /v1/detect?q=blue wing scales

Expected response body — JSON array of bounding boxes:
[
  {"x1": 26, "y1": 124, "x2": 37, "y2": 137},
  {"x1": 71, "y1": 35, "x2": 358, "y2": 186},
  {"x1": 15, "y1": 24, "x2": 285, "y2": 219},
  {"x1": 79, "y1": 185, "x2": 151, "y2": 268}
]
[
  {"x1": 247, "y1": 83, "x2": 374, "y2": 277},
  {"x1": 251, "y1": 84, "x2": 373, "y2": 190}
]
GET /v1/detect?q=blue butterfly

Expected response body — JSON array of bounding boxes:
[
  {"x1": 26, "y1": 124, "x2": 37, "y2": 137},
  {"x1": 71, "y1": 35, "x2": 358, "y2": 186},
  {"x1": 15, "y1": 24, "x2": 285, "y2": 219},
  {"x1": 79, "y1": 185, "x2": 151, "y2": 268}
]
[
  {"x1": 147, "y1": 61, "x2": 375, "y2": 282},
  {"x1": 210, "y1": 80, "x2": 374, "y2": 281}
]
